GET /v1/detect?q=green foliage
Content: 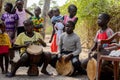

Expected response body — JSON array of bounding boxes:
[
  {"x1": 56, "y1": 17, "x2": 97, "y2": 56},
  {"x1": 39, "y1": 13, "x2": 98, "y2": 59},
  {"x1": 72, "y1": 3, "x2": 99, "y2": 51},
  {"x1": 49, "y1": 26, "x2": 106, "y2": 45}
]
[{"x1": 60, "y1": 0, "x2": 120, "y2": 48}]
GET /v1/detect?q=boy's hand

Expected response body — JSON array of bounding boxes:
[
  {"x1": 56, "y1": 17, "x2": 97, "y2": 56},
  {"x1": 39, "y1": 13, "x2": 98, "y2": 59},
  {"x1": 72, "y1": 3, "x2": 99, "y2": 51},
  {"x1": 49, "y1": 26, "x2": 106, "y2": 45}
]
[
  {"x1": 88, "y1": 51, "x2": 92, "y2": 59},
  {"x1": 64, "y1": 54, "x2": 73, "y2": 62}
]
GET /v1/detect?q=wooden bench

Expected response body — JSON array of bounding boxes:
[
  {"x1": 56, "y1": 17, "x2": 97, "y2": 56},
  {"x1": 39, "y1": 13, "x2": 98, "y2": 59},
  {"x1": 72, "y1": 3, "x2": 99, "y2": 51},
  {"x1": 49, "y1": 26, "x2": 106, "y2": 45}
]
[{"x1": 98, "y1": 55, "x2": 120, "y2": 80}]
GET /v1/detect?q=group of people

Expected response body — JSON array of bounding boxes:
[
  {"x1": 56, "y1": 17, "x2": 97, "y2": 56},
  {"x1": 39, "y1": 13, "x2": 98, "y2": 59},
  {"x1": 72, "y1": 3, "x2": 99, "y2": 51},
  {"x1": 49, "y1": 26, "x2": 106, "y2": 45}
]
[{"x1": 0, "y1": 0, "x2": 119, "y2": 80}]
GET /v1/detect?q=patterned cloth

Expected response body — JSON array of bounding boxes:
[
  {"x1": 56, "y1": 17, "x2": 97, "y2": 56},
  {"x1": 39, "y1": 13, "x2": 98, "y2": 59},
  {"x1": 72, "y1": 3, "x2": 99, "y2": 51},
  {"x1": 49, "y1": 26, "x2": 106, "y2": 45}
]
[{"x1": 30, "y1": 16, "x2": 44, "y2": 33}]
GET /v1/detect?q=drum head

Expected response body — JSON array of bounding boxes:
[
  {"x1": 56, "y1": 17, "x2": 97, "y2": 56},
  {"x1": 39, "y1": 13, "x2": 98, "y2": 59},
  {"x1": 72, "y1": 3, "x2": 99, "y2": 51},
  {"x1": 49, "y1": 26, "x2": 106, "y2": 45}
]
[
  {"x1": 56, "y1": 55, "x2": 74, "y2": 76},
  {"x1": 27, "y1": 44, "x2": 43, "y2": 55},
  {"x1": 86, "y1": 58, "x2": 97, "y2": 80}
]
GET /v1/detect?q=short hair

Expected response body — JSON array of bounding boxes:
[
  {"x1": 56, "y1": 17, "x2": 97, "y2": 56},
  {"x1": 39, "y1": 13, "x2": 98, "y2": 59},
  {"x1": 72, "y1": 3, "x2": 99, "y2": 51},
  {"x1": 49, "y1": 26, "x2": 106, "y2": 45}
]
[
  {"x1": 34, "y1": 6, "x2": 41, "y2": 10},
  {"x1": 68, "y1": 4, "x2": 77, "y2": 11},
  {"x1": 23, "y1": 19, "x2": 33, "y2": 26},
  {"x1": 66, "y1": 21, "x2": 75, "y2": 28},
  {"x1": 6, "y1": 2, "x2": 13, "y2": 10},
  {"x1": 100, "y1": 13, "x2": 110, "y2": 21},
  {"x1": 53, "y1": 7, "x2": 60, "y2": 13}
]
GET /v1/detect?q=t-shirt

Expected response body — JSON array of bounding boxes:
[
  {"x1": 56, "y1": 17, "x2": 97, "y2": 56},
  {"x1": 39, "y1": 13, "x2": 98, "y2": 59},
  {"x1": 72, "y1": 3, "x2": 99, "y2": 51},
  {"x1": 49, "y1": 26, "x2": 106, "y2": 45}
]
[
  {"x1": 63, "y1": 15, "x2": 77, "y2": 25},
  {"x1": 15, "y1": 32, "x2": 43, "y2": 54}
]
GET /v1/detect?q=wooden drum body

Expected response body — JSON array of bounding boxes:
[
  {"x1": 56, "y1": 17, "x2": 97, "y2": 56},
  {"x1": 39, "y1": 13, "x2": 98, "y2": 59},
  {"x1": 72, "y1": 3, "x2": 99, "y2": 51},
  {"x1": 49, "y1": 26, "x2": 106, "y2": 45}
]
[{"x1": 26, "y1": 44, "x2": 43, "y2": 76}]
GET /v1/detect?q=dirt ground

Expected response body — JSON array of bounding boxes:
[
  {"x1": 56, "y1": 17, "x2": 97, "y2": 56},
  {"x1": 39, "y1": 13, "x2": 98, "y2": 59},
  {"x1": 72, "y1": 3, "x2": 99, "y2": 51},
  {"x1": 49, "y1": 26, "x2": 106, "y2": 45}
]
[{"x1": 0, "y1": 35, "x2": 89, "y2": 80}]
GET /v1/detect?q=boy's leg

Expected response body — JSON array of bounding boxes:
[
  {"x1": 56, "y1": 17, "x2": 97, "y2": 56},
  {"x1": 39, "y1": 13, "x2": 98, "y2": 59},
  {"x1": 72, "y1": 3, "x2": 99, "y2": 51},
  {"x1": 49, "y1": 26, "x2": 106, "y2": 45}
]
[
  {"x1": 72, "y1": 57, "x2": 86, "y2": 75},
  {"x1": 0, "y1": 55, "x2": 4, "y2": 73},
  {"x1": 6, "y1": 53, "x2": 29, "y2": 77},
  {"x1": 4, "y1": 54, "x2": 9, "y2": 73},
  {"x1": 41, "y1": 52, "x2": 52, "y2": 75},
  {"x1": 49, "y1": 54, "x2": 58, "y2": 68}
]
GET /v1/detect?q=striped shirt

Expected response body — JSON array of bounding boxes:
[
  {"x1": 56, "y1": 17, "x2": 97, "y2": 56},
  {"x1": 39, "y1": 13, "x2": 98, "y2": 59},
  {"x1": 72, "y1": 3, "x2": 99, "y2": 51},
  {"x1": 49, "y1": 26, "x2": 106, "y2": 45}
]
[{"x1": 1, "y1": 12, "x2": 19, "y2": 31}]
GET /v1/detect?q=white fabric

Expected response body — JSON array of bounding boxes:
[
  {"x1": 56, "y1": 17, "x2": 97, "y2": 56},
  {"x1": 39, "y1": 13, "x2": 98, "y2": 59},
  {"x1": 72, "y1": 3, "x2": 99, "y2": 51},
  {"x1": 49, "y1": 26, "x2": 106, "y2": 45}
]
[
  {"x1": 54, "y1": 22, "x2": 64, "y2": 45},
  {"x1": 16, "y1": 9, "x2": 27, "y2": 27},
  {"x1": 109, "y1": 50, "x2": 120, "y2": 57}
]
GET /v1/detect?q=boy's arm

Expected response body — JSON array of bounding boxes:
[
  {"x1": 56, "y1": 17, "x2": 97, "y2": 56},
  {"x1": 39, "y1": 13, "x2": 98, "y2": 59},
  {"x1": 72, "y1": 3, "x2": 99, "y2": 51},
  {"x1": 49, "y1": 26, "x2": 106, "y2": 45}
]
[
  {"x1": 101, "y1": 32, "x2": 120, "y2": 44},
  {"x1": 74, "y1": 17, "x2": 78, "y2": 24},
  {"x1": 88, "y1": 42, "x2": 98, "y2": 58},
  {"x1": 49, "y1": 25, "x2": 55, "y2": 43},
  {"x1": 38, "y1": 38, "x2": 46, "y2": 47},
  {"x1": 25, "y1": 9, "x2": 34, "y2": 16}
]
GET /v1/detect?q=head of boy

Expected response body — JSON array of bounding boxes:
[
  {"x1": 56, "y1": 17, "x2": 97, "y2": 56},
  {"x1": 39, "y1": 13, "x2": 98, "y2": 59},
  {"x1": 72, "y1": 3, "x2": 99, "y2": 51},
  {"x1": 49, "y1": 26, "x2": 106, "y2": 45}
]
[
  {"x1": 68, "y1": 4, "x2": 77, "y2": 17},
  {"x1": 48, "y1": 9, "x2": 54, "y2": 19},
  {"x1": 65, "y1": 21, "x2": 75, "y2": 34},
  {"x1": 97, "y1": 13, "x2": 110, "y2": 27},
  {"x1": 34, "y1": 6, "x2": 41, "y2": 17},
  {"x1": 4, "y1": 2, "x2": 13, "y2": 13},
  {"x1": 23, "y1": 19, "x2": 34, "y2": 33},
  {"x1": 16, "y1": 0, "x2": 24, "y2": 10},
  {"x1": 53, "y1": 8, "x2": 60, "y2": 16},
  {"x1": 0, "y1": 23, "x2": 5, "y2": 34}
]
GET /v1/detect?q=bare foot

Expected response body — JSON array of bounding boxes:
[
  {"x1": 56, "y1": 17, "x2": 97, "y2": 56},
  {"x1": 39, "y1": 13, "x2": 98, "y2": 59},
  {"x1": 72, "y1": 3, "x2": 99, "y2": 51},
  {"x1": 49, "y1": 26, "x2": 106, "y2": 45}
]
[{"x1": 41, "y1": 70, "x2": 53, "y2": 76}]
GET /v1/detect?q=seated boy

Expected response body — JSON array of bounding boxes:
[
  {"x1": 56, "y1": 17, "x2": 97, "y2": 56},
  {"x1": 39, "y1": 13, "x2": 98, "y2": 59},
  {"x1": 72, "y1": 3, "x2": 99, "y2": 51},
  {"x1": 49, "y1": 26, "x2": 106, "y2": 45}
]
[{"x1": 6, "y1": 19, "x2": 51, "y2": 77}]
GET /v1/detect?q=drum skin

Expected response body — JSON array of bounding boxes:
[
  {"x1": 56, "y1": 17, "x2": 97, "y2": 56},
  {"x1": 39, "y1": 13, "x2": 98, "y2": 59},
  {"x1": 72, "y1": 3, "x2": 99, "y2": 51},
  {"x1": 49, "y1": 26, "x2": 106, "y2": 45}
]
[
  {"x1": 26, "y1": 44, "x2": 43, "y2": 55},
  {"x1": 56, "y1": 55, "x2": 74, "y2": 76}
]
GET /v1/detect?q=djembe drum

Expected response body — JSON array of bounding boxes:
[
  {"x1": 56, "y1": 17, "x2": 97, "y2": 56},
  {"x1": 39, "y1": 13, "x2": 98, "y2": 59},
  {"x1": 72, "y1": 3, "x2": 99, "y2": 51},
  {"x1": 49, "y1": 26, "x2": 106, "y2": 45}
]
[
  {"x1": 56, "y1": 55, "x2": 74, "y2": 76},
  {"x1": 26, "y1": 44, "x2": 43, "y2": 76}
]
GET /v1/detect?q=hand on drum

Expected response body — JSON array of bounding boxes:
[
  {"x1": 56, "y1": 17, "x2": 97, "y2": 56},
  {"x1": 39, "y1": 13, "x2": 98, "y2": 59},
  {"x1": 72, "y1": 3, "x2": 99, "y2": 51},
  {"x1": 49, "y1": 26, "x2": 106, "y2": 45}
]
[{"x1": 64, "y1": 54, "x2": 73, "y2": 63}]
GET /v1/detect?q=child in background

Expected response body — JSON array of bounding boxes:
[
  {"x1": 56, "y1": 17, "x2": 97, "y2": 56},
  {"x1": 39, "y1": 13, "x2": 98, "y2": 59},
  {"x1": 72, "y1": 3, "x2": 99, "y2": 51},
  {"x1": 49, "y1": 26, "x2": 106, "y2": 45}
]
[
  {"x1": 48, "y1": 9, "x2": 54, "y2": 19},
  {"x1": 30, "y1": 6, "x2": 44, "y2": 38},
  {"x1": 63, "y1": 4, "x2": 78, "y2": 25},
  {"x1": 49, "y1": 8, "x2": 64, "y2": 52},
  {"x1": 12, "y1": 0, "x2": 33, "y2": 35},
  {"x1": 1, "y1": 2, "x2": 19, "y2": 44},
  {"x1": 0, "y1": 23, "x2": 11, "y2": 74},
  {"x1": 54, "y1": 18, "x2": 64, "y2": 46}
]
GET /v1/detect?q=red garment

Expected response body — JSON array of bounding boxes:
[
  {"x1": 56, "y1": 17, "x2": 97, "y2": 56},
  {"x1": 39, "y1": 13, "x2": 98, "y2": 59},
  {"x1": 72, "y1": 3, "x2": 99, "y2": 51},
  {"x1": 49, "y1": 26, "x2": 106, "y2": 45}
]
[
  {"x1": 0, "y1": 45, "x2": 9, "y2": 54},
  {"x1": 97, "y1": 30, "x2": 109, "y2": 48},
  {"x1": 97, "y1": 31, "x2": 108, "y2": 40},
  {"x1": 51, "y1": 34, "x2": 58, "y2": 52}
]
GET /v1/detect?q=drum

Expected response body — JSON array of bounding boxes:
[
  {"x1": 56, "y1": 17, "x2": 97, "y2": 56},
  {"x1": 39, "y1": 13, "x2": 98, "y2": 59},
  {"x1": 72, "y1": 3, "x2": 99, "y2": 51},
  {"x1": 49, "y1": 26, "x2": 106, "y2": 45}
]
[
  {"x1": 26, "y1": 44, "x2": 43, "y2": 76},
  {"x1": 86, "y1": 58, "x2": 97, "y2": 80},
  {"x1": 56, "y1": 55, "x2": 74, "y2": 76}
]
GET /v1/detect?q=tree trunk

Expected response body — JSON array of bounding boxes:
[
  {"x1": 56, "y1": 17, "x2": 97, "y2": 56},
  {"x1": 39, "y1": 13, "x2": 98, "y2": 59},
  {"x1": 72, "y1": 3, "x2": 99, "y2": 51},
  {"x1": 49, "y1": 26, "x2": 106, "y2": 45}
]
[
  {"x1": 24, "y1": 0, "x2": 27, "y2": 8},
  {"x1": 42, "y1": 0, "x2": 50, "y2": 39},
  {"x1": 0, "y1": 0, "x2": 3, "y2": 12}
]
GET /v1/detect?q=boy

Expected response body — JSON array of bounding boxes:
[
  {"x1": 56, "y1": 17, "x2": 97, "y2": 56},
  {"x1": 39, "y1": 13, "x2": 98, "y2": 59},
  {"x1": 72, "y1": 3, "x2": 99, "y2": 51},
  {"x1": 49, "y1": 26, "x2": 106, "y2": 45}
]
[
  {"x1": 50, "y1": 21, "x2": 84, "y2": 76},
  {"x1": 6, "y1": 19, "x2": 51, "y2": 77}
]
